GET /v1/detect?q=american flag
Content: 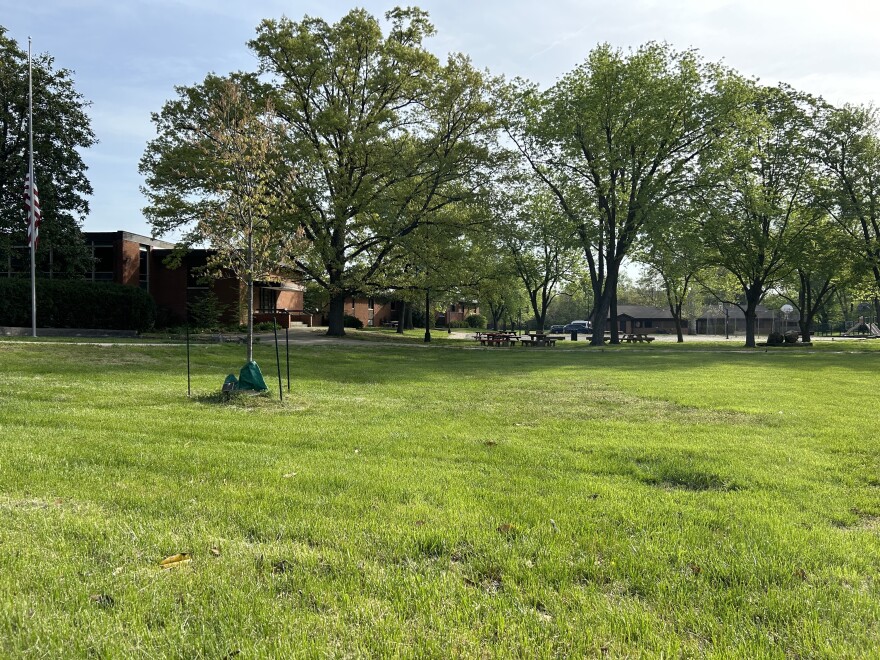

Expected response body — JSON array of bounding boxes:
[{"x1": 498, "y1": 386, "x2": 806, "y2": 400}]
[{"x1": 24, "y1": 172, "x2": 41, "y2": 250}]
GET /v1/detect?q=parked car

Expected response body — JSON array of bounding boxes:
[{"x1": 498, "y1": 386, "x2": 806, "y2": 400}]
[
  {"x1": 562, "y1": 320, "x2": 592, "y2": 334},
  {"x1": 549, "y1": 324, "x2": 565, "y2": 333}
]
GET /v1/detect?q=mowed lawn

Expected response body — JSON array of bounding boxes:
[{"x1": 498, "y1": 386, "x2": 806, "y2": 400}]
[{"x1": 0, "y1": 339, "x2": 878, "y2": 658}]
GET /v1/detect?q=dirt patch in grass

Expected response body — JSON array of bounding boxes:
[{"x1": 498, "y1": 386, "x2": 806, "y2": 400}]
[
  {"x1": 513, "y1": 381, "x2": 763, "y2": 429},
  {"x1": 833, "y1": 509, "x2": 880, "y2": 531},
  {"x1": 192, "y1": 391, "x2": 307, "y2": 413},
  {"x1": 0, "y1": 495, "x2": 96, "y2": 513}
]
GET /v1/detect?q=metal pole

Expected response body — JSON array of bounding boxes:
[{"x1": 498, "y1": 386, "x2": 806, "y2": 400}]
[
  {"x1": 273, "y1": 319, "x2": 283, "y2": 402},
  {"x1": 28, "y1": 38, "x2": 36, "y2": 338},
  {"x1": 185, "y1": 324, "x2": 191, "y2": 397},
  {"x1": 285, "y1": 326, "x2": 290, "y2": 392}
]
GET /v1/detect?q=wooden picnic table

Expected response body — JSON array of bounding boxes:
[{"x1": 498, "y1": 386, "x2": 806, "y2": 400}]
[
  {"x1": 520, "y1": 332, "x2": 565, "y2": 347},
  {"x1": 622, "y1": 332, "x2": 655, "y2": 343},
  {"x1": 475, "y1": 331, "x2": 520, "y2": 347}
]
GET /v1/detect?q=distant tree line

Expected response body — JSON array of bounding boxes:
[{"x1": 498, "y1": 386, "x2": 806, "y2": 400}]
[
  {"x1": 139, "y1": 7, "x2": 880, "y2": 346},
  {"x1": 4, "y1": 12, "x2": 880, "y2": 347}
]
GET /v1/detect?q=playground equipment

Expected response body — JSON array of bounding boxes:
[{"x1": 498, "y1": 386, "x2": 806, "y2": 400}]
[{"x1": 842, "y1": 316, "x2": 880, "y2": 337}]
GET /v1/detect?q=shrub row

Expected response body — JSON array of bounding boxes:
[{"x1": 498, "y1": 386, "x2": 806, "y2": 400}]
[
  {"x1": 446, "y1": 314, "x2": 487, "y2": 329},
  {"x1": 0, "y1": 278, "x2": 156, "y2": 331}
]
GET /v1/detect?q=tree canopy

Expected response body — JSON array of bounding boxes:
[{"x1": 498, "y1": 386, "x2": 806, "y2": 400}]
[
  {"x1": 697, "y1": 84, "x2": 820, "y2": 346},
  {"x1": 136, "y1": 9, "x2": 880, "y2": 342},
  {"x1": 0, "y1": 27, "x2": 95, "y2": 274},
  {"x1": 248, "y1": 8, "x2": 500, "y2": 335},
  {"x1": 505, "y1": 42, "x2": 742, "y2": 344}
]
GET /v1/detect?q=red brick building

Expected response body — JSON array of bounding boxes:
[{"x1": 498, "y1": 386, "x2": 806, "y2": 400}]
[
  {"x1": 84, "y1": 231, "x2": 307, "y2": 327},
  {"x1": 440, "y1": 301, "x2": 480, "y2": 325},
  {"x1": 339, "y1": 296, "x2": 396, "y2": 327}
]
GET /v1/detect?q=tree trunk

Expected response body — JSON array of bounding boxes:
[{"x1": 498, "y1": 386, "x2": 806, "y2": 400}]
[
  {"x1": 591, "y1": 292, "x2": 611, "y2": 346},
  {"x1": 798, "y1": 274, "x2": 810, "y2": 343},
  {"x1": 799, "y1": 315, "x2": 812, "y2": 343},
  {"x1": 246, "y1": 230, "x2": 254, "y2": 362},
  {"x1": 246, "y1": 275, "x2": 254, "y2": 363},
  {"x1": 528, "y1": 290, "x2": 547, "y2": 332},
  {"x1": 609, "y1": 286, "x2": 619, "y2": 344},
  {"x1": 489, "y1": 303, "x2": 504, "y2": 331},
  {"x1": 424, "y1": 288, "x2": 431, "y2": 343},
  {"x1": 744, "y1": 305, "x2": 756, "y2": 347},
  {"x1": 590, "y1": 298, "x2": 608, "y2": 346},
  {"x1": 744, "y1": 299, "x2": 758, "y2": 348},
  {"x1": 674, "y1": 303, "x2": 684, "y2": 343},
  {"x1": 327, "y1": 292, "x2": 347, "y2": 337},
  {"x1": 404, "y1": 304, "x2": 413, "y2": 330},
  {"x1": 396, "y1": 301, "x2": 405, "y2": 334},
  {"x1": 590, "y1": 268, "x2": 619, "y2": 346}
]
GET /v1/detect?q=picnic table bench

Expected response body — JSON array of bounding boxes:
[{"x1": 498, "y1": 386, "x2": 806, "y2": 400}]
[
  {"x1": 622, "y1": 332, "x2": 655, "y2": 343},
  {"x1": 475, "y1": 332, "x2": 519, "y2": 347},
  {"x1": 519, "y1": 333, "x2": 565, "y2": 347}
]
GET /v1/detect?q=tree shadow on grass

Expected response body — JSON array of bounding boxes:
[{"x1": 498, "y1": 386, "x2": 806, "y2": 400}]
[{"x1": 591, "y1": 449, "x2": 745, "y2": 492}]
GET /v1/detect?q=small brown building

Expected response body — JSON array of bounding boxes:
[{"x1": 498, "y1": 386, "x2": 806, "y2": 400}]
[
  {"x1": 696, "y1": 304, "x2": 790, "y2": 336},
  {"x1": 612, "y1": 305, "x2": 689, "y2": 335}
]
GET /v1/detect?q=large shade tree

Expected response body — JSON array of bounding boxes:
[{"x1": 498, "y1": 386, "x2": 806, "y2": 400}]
[
  {"x1": 249, "y1": 8, "x2": 499, "y2": 336},
  {"x1": 698, "y1": 84, "x2": 820, "y2": 347},
  {"x1": 776, "y1": 217, "x2": 855, "y2": 343},
  {"x1": 0, "y1": 27, "x2": 95, "y2": 274},
  {"x1": 506, "y1": 42, "x2": 740, "y2": 345},
  {"x1": 814, "y1": 104, "x2": 880, "y2": 319}
]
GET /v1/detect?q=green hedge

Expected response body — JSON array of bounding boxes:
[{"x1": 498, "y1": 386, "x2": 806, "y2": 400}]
[
  {"x1": 343, "y1": 314, "x2": 364, "y2": 329},
  {"x1": 465, "y1": 314, "x2": 487, "y2": 328},
  {"x1": 0, "y1": 278, "x2": 156, "y2": 331}
]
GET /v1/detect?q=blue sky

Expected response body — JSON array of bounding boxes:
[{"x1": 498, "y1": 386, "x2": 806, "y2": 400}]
[{"x1": 2, "y1": 0, "x2": 878, "y2": 237}]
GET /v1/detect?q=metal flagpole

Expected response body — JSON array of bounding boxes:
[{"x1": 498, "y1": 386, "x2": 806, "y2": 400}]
[{"x1": 28, "y1": 37, "x2": 36, "y2": 338}]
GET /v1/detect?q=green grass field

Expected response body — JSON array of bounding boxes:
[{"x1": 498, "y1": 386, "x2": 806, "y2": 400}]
[{"x1": 0, "y1": 338, "x2": 878, "y2": 658}]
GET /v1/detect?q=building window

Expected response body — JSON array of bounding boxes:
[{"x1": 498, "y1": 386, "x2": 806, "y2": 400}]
[
  {"x1": 186, "y1": 252, "x2": 209, "y2": 287},
  {"x1": 5, "y1": 246, "x2": 29, "y2": 277},
  {"x1": 92, "y1": 245, "x2": 114, "y2": 282},
  {"x1": 139, "y1": 246, "x2": 149, "y2": 290},
  {"x1": 351, "y1": 298, "x2": 356, "y2": 310},
  {"x1": 368, "y1": 297, "x2": 374, "y2": 310},
  {"x1": 260, "y1": 288, "x2": 276, "y2": 313}
]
